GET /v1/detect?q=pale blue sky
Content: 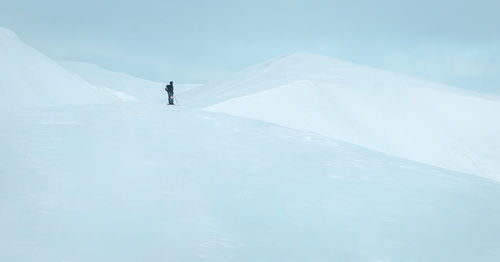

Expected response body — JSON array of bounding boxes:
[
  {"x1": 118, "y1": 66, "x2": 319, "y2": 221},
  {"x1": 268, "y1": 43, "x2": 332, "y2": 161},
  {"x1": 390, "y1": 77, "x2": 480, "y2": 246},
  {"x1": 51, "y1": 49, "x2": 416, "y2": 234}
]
[{"x1": 1, "y1": 0, "x2": 499, "y2": 93}]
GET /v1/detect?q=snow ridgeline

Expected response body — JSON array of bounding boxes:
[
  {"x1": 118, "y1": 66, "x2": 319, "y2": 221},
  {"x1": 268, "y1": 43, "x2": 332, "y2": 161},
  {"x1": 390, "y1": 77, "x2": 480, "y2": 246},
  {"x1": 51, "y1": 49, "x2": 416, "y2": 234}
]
[
  {"x1": 203, "y1": 53, "x2": 500, "y2": 182},
  {"x1": 0, "y1": 27, "x2": 134, "y2": 108}
]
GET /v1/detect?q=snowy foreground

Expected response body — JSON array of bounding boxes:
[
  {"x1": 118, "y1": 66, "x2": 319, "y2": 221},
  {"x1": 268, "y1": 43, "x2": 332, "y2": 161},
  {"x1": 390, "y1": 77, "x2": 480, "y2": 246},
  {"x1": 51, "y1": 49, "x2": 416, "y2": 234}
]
[
  {"x1": 1, "y1": 27, "x2": 500, "y2": 261},
  {"x1": 2, "y1": 104, "x2": 500, "y2": 262}
]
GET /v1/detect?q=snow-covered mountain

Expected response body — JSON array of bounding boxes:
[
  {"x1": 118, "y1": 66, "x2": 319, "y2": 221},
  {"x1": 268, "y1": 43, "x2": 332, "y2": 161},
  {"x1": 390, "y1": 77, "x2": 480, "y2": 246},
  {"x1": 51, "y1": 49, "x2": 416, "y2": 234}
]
[
  {"x1": 204, "y1": 53, "x2": 500, "y2": 181},
  {"x1": 1, "y1": 27, "x2": 500, "y2": 262},
  {"x1": 0, "y1": 27, "x2": 132, "y2": 108}
]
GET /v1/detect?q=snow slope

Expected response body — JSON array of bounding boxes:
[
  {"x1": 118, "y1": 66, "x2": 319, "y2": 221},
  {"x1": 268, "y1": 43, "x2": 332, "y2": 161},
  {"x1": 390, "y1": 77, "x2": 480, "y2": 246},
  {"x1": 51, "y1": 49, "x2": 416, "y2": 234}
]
[
  {"x1": 1, "y1": 104, "x2": 500, "y2": 262},
  {"x1": 0, "y1": 27, "x2": 132, "y2": 108},
  {"x1": 60, "y1": 61, "x2": 202, "y2": 102},
  {"x1": 205, "y1": 53, "x2": 500, "y2": 181}
]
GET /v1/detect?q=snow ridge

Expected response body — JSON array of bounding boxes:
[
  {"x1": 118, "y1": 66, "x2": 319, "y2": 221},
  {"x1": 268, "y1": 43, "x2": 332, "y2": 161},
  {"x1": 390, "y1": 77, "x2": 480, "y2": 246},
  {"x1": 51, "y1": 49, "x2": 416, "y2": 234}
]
[
  {"x1": 205, "y1": 53, "x2": 500, "y2": 181},
  {"x1": 0, "y1": 27, "x2": 128, "y2": 107}
]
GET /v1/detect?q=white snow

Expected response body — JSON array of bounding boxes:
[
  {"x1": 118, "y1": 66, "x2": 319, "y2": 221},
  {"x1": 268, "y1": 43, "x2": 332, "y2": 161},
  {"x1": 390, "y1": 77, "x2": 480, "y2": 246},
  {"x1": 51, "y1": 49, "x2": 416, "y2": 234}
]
[
  {"x1": 1, "y1": 28, "x2": 500, "y2": 262},
  {"x1": 0, "y1": 27, "x2": 130, "y2": 107},
  {"x1": 205, "y1": 53, "x2": 500, "y2": 181}
]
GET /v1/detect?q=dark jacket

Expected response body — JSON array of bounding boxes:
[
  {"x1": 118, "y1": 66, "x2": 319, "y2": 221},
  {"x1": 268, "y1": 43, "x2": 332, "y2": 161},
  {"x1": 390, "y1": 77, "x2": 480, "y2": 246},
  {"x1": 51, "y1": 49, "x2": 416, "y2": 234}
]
[{"x1": 165, "y1": 84, "x2": 174, "y2": 93}]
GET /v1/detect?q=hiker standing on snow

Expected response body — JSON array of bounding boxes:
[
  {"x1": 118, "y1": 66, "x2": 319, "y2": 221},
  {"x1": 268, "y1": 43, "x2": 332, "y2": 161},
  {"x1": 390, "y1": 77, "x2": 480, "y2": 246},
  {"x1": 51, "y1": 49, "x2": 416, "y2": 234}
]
[{"x1": 165, "y1": 81, "x2": 174, "y2": 105}]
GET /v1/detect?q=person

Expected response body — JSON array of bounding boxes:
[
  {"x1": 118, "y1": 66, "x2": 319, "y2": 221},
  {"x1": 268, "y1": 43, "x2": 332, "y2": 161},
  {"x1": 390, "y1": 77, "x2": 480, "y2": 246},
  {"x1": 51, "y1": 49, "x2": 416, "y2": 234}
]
[{"x1": 165, "y1": 81, "x2": 174, "y2": 105}]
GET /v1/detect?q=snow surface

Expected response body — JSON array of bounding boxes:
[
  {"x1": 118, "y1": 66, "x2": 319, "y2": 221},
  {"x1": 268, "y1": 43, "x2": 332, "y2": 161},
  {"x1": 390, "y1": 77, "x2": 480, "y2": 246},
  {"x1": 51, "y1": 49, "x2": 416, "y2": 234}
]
[
  {"x1": 2, "y1": 104, "x2": 500, "y2": 262},
  {"x1": 0, "y1": 27, "x2": 132, "y2": 108},
  {"x1": 204, "y1": 53, "x2": 500, "y2": 181},
  {"x1": 2, "y1": 27, "x2": 500, "y2": 262}
]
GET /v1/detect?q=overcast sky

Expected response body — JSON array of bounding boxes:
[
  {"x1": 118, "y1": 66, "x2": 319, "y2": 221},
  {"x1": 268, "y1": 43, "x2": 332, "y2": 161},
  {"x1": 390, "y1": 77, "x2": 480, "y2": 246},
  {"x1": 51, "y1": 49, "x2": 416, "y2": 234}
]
[{"x1": 1, "y1": 0, "x2": 499, "y2": 93}]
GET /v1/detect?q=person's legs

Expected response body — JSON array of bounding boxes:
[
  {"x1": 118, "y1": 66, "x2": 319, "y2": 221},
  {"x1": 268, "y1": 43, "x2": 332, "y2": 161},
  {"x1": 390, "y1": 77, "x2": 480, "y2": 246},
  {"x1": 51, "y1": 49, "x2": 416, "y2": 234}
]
[{"x1": 168, "y1": 92, "x2": 174, "y2": 105}]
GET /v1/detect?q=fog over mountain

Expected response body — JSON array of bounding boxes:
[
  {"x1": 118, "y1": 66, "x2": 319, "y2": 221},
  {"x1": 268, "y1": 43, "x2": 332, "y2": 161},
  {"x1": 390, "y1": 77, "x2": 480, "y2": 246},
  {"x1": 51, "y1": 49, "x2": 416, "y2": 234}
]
[{"x1": 1, "y1": 0, "x2": 499, "y2": 93}]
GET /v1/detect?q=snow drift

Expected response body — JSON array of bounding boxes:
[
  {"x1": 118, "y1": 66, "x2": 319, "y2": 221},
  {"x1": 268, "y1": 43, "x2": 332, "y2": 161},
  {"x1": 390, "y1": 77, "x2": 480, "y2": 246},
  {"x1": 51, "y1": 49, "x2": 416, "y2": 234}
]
[
  {"x1": 204, "y1": 53, "x2": 500, "y2": 181},
  {"x1": 0, "y1": 27, "x2": 132, "y2": 108}
]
